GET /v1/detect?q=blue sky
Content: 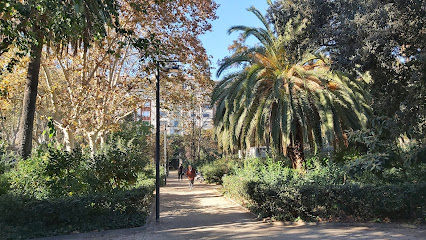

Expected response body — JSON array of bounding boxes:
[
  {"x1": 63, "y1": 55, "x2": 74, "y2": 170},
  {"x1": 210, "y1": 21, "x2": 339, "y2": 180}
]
[{"x1": 199, "y1": 0, "x2": 270, "y2": 80}]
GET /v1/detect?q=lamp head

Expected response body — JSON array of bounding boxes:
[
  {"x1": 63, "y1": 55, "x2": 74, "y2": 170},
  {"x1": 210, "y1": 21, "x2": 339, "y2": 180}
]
[{"x1": 167, "y1": 65, "x2": 180, "y2": 73}]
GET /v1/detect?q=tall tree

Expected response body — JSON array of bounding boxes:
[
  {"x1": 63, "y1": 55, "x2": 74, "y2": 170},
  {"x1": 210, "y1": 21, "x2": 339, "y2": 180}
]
[
  {"x1": 212, "y1": 6, "x2": 371, "y2": 169},
  {"x1": 1, "y1": 0, "x2": 120, "y2": 158},
  {"x1": 1, "y1": 0, "x2": 218, "y2": 156},
  {"x1": 269, "y1": 0, "x2": 425, "y2": 141},
  {"x1": 0, "y1": 48, "x2": 28, "y2": 146}
]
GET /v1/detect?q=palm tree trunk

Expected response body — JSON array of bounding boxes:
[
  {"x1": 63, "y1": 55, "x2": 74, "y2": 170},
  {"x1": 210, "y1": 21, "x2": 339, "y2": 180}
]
[
  {"x1": 17, "y1": 31, "x2": 43, "y2": 159},
  {"x1": 287, "y1": 121, "x2": 305, "y2": 170}
]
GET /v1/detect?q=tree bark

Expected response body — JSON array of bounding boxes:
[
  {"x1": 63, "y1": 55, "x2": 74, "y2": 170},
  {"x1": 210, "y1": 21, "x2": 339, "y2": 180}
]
[
  {"x1": 63, "y1": 127, "x2": 75, "y2": 152},
  {"x1": 17, "y1": 30, "x2": 43, "y2": 159},
  {"x1": 87, "y1": 131, "x2": 100, "y2": 158},
  {"x1": 287, "y1": 121, "x2": 305, "y2": 170}
]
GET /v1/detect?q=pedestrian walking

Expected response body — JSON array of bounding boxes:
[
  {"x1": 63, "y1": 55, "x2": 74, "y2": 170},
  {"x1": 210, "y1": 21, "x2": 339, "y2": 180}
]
[
  {"x1": 186, "y1": 165, "x2": 196, "y2": 189},
  {"x1": 178, "y1": 163, "x2": 184, "y2": 180}
]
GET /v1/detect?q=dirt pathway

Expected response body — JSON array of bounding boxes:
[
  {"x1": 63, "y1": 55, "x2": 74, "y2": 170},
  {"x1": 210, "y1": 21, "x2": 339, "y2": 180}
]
[{"x1": 40, "y1": 171, "x2": 425, "y2": 240}]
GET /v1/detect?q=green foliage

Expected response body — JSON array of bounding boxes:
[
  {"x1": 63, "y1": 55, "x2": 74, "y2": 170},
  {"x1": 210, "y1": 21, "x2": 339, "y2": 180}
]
[
  {"x1": 7, "y1": 150, "x2": 51, "y2": 198},
  {"x1": 7, "y1": 123, "x2": 151, "y2": 198},
  {"x1": 168, "y1": 134, "x2": 187, "y2": 169},
  {"x1": 212, "y1": 4, "x2": 371, "y2": 169},
  {"x1": 1, "y1": 122, "x2": 156, "y2": 238},
  {"x1": 111, "y1": 121, "x2": 151, "y2": 151},
  {"x1": 222, "y1": 175, "x2": 252, "y2": 204},
  {"x1": 245, "y1": 181, "x2": 425, "y2": 223},
  {"x1": 199, "y1": 157, "x2": 240, "y2": 184},
  {"x1": 0, "y1": 185, "x2": 154, "y2": 240},
  {"x1": 269, "y1": 0, "x2": 425, "y2": 141},
  {"x1": 221, "y1": 157, "x2": 426, "y2": 223},
  {"x1": 347, "y1": 117, "x2": 426, "y2": 177},
  {"x1": 234, "y1": 157, "x2": 346, "y2": 186},
  {"x1": 0, "y1": 141, "x2": 14, "y2": 195},
  {"x1": 89, "y1": 138, "x2": 149, "y2": 192},
  {"x1": 346, "y1": 163, "x2": 426, "y2": 186},
  {"x1": 0, "y1": 169, "x2": 9, "y2": 196}
]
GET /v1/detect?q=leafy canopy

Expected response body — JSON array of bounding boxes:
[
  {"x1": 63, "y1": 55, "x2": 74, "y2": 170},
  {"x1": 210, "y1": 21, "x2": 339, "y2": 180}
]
[{"x1": 212, "y1": 5, "x2": 371, "y2": 163}]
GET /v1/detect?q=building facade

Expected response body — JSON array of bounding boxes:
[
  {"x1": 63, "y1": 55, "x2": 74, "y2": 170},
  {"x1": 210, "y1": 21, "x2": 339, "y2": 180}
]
[{"x1": 135, "y1": 99, "x2": 214, "y2": 135}]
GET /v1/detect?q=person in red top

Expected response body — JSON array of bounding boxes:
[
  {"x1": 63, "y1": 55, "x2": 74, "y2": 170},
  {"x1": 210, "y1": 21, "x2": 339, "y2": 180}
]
[{"x1": 186, "y1": 165, "x2": 196, "y2": 190}]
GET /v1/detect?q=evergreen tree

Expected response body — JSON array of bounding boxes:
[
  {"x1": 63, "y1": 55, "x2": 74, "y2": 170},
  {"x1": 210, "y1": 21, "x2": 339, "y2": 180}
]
[
  {"x1": 212, "y1": 5, "x2": 371, "y2": 169},
  {"x1": 269, "y1": 0, "x2": 425, "y2": 141}
]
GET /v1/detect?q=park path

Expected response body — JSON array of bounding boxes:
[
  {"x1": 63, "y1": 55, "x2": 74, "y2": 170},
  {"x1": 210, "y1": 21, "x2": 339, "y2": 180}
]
[{"x1": 40, "y1": 171, "x2": 425, "y2": 240}]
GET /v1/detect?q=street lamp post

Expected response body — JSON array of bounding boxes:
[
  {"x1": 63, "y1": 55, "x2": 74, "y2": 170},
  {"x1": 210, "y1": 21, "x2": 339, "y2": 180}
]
[
  {"x1": 155, "y1": 60, "x2": 179, "y2": 222},
  {"x1": 155, "y1": 61, "x2": 161, "y2": 222},
  {"x1": 164, "y1": 123, "x2": 168, "y2": 185}
]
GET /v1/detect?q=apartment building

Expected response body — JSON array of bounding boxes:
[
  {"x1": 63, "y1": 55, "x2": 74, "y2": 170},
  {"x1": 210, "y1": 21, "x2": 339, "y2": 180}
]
[{"x1": 135, "y1": 99, "x2": 214, "y2": 135}]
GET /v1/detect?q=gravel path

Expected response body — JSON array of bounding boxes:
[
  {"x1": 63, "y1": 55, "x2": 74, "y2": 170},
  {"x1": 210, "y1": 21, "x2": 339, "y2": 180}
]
[{"x1": 39, "y1": 171, "x2": 425, "y2": 240}]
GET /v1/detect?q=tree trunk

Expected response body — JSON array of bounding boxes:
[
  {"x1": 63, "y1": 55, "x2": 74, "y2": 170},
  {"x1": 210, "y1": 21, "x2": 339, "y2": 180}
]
[
  {"x1": 87, "y1": 131, "x2": 99, "y2": 157},
  {"x1": 287, "y1": 121, "x2": 305, "y2": 170},
  {"x1": 265, "y1": 135, "x2": 270, "y2": 155},
  {"x1": 63, "y1": 127, "x2": 75, "y2": 152},
  {"x1": 17, "y1": 31, "x2": 43, "y2": 159},
  {"x1": 197, "y1": 128, "x2": 202, "y2": 162}
]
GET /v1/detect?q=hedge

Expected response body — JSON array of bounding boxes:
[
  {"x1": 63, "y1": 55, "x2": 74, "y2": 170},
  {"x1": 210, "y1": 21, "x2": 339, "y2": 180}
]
[
  {"x1": 0, "y1": 185, "x2": 154, "y2": 240},
  {"x1": 200, "y1": 157, "x2": 239, "y2": 184},
  {"x1": 223, "y1": 175, "x2": 426, "y2": 223}
]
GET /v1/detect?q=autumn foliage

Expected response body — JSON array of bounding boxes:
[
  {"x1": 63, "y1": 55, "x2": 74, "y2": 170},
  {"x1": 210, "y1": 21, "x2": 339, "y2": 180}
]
[{"x1": 0, "y1": 0, "x2": 218, "y2": 154}]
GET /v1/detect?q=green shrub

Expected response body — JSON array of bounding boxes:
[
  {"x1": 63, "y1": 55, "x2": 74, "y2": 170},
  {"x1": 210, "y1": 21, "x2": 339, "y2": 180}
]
[
  {"x1": 346, "y1": 162, "x2": 426, "y2": 185},
  {"x1": 0, "y1": 167, "x2": 10, "y2": 196},
  {"x1": 200, "y1": 157, "x2": 240, "y2": 184},
  {"x1": 8, "y1": 147, "x2": 89, "y2": 198},
  {"x1": 0, "y1": 184, "x2": 154, "y2": 240},
  {"x1": 0, "y1": 142, "x2": 15, "y2": 196},
  {"x1": 222, "y1": 175, "x2": 251, "y2": 205},
  {"x1": 44, "y1": 147, "x2": 88, "y2": 197},
  {"x1": 88, "y1": 138, "x2": 149, "y2": 192},
  {"x1": 222, "y1": 157, "x2": 426, "y2": 223},
  {"x1": 245, "y1": 181, "x2": 426, "y2": 223},
  {"x1": 8, "y1": 151, "x2": 51, "y2": 198},
  {"x1": 7, "y1": 138, "x2": 151, "y2": 198}
]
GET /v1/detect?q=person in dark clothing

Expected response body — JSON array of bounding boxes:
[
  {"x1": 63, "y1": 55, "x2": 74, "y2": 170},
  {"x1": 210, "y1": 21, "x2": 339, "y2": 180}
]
[{"x1": 178, "y1": 163, "x2": 184, "y2": 180}]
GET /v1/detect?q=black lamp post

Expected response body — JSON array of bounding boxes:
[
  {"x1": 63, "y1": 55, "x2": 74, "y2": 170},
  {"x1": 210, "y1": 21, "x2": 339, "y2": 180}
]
[{"x1": 155, "y1": 60, "x2": 179, "y2": 222}]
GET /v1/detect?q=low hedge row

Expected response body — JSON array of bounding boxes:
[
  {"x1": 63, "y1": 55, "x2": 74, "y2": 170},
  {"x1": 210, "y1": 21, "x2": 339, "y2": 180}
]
[
  {"x1": 222, "y1": 175, "x2": 252, "y2": 205},
  {"x1": 0, "y1": 185, "x2": 154, "y2": 240},
  {"x1": 223, "y1": 175, "x2": 426, "y2": 223},
  {"x1": 200, "y1": 158, "x2": 239, "y2": 184}
]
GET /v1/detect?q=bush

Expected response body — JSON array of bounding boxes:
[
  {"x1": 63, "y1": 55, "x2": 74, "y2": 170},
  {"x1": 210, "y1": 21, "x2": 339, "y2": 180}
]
[
  {"x1": 199, "y1": 157, "x2": 240, "y2": 184},
  {"x1": 222, "y1": 157, "x2": 426, "y2": 223},
  {"x1": 88, "y1": 138, "x2": 149, "y2": 192},
  {"x1": 7, "y1": 147, "x2": 91, "y2": 198},
  {"x1": 7, "y1": 151, "x2": 51, "y2": 198},
  {"x1": 245, "y1": 181, "x2": 426, "y2": 223},
  {"x1": 0, "y1": 184, "x2": 154, "y2": 240},
  {"x1": 222, "y1": 175, "x2": 251, "y2": 205},
  {"x1": 7, "y1": 139, "x2": 151, "y2": 198},
  {"x1": 0, "y1": 141, "x2": 15, "y2": 196},
  {"x1": 0, "y1": 163, "x2": 10, "y2": 195}
]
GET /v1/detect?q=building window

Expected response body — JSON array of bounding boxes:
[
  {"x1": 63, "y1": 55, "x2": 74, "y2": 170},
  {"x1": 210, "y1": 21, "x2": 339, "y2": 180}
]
[
  {"x1": 173, "y1": 121, "x2": 179, "y2": 127},
  {"x1": 160, "y1": 111, "x2": 167, "y2": 117},
  {"x1": 142, "y1": 111, "x2": 150, "y2": 117},
  {"x1": 203, "y1": 113, "x2": 210, "y2": 118},
  {"x1": 144, "y1": 101, "x2": 151, "y2": 107}
]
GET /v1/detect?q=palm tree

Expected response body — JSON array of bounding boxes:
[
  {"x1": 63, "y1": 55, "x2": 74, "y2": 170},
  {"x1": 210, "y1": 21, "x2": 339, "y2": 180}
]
[{"x1": 212, "y1": 6, "x2": 371, "y2": 170}]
